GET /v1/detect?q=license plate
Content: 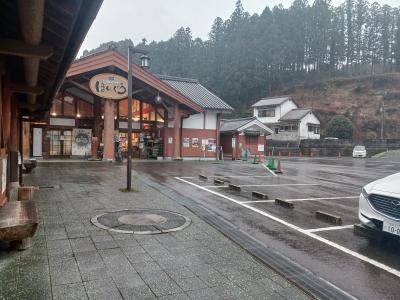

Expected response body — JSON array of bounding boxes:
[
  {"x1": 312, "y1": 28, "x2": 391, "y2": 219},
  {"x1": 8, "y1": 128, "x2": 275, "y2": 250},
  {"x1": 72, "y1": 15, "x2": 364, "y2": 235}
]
[{"x1": 382, "y1": 221, "x2": 400, "y2": 236}]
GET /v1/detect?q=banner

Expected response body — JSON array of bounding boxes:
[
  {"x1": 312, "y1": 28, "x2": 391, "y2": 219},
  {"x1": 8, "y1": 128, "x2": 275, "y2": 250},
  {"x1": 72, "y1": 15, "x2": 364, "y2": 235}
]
[{"x1": 72, "y1": 128, "x2": 92, "y2": 156}]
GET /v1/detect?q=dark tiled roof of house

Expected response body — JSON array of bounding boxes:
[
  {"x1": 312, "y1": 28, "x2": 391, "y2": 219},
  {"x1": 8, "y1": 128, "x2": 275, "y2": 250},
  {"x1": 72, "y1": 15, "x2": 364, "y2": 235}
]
[
  {"x1": 156, "y1": 75, "x2": 233, "y2": 111},
  {"x1": 251, "y1": 96, "x2": 292, "y2": 107},
  {"x1": 280, "y1": 108, "x2": 312, "y2": 121},
  {"x1": 220, "y1": 117, "x2": 256, "y2": 132}
]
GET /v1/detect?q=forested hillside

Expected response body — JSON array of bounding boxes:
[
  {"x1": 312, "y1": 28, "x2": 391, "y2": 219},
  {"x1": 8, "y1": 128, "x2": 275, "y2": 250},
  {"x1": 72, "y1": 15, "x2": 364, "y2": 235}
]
[{"x1": 82, "y1": 0, "x2": 400, "y2": 123}]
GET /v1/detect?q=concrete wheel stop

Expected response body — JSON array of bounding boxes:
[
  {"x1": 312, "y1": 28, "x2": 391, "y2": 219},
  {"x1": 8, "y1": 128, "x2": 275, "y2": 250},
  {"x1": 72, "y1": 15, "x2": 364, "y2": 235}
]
[{"x1": 91, "y1": 209, "x2": 191, "y2": 234}]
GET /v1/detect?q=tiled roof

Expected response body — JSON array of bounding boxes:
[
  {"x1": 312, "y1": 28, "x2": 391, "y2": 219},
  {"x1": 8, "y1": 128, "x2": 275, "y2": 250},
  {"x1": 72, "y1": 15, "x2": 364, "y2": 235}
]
[
  {"x1": 280, "y1": 108, "x2": 311, "y2": 121},
  {"x1": 156, "y1": 75, "x2": 233, "y2": 111},
  {"x1": 220, "y1": 117, "x2": 256, "y2": 132},
  {"x1": 251, "y1": 96, "x2": 292, "y2": 107}
]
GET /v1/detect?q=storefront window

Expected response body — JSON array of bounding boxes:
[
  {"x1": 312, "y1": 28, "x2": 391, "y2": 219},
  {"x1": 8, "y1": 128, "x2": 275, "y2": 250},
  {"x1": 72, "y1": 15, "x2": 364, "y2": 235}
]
[{"x1": 118, "y1": 99, "x2": 141, "y2": 119}]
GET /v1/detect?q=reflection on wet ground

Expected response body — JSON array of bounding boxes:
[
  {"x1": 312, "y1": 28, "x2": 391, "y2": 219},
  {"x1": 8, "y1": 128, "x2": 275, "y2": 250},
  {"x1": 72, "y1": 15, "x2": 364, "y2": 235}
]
[{"x1": 134, "y1": 157, "x2": 400, "y2": 300}]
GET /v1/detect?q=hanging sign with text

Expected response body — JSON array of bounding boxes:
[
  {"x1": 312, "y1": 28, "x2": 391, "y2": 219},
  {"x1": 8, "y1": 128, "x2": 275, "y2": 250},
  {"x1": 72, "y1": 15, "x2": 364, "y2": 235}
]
[{"x1": 89, "y1": 73, "x2": 128, "y2": 99}]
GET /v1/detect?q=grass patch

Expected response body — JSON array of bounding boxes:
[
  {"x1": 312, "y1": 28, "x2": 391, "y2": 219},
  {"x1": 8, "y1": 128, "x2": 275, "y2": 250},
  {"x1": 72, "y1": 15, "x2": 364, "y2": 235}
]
[{"x1": 119, "y1": 187, "x2": 139, "y2": 193}]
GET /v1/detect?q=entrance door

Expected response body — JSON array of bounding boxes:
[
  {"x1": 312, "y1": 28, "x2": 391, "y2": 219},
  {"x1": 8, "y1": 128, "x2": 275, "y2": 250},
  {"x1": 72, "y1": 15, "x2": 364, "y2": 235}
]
[
  {"x1": 49, "y1": 130, "x2": 72, "y2": 157},
  {"x1": 32, "y1": 128, "x2": 42, "y2": 157}
]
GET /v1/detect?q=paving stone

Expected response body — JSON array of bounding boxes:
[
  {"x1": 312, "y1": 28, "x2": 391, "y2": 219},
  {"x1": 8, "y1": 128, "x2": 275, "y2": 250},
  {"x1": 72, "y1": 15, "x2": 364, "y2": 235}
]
[
  {"x1": 49, "y1": 257, "x2": 82, "y2": 285},
  {"x1": 47, "y1": 239, "x2": 73, "y2": 257},
  {"x1": 119, "y1": 285, "x2": 156, "y2": 299},
  {"x1": 52, "y1": 282, "x2": 87, "y2": 300},
  {"x1": 164, "y1": 267, "x2": 196, "y2": 280},
  {"x1": 175, "y1": 276, "x2": 208, "y2": 292},
  {"x1": 75, "y1": 251, "x2": 108, "y2": 281},
  {"x1": 132, "y1": 261, "x2": 162, "y2": 273},
  {"x1": 94, "y1": 240, "x2": 119, "y2": 250},
  {"x1": 148, "y1": 278, "x2": 183, "y2": 297},
  {"x1": 186, "y1": 287, "x2": 222, "y2": 300},
  {"x1": 70, "y1": 237, "x2": 96, "y2": 253}
]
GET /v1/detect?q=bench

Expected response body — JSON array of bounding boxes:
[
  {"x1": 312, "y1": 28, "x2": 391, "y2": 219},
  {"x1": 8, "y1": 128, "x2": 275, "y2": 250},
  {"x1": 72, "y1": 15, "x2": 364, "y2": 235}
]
[{"x1": 0, "y1": 200, "x2": 38, "y2": 250}]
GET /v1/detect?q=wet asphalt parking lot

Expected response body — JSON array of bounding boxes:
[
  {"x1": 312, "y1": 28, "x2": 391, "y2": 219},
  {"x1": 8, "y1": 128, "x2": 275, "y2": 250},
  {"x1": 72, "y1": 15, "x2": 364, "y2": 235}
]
[{"x1": 133, "y1": 157, "x2": 400, "y2": 300}]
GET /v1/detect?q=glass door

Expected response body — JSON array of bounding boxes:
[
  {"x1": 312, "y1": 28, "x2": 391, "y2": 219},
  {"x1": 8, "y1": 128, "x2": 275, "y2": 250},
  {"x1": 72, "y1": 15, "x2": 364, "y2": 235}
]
[{"x1": 49, "y1": 130, "x2": 72, "y2": 157}]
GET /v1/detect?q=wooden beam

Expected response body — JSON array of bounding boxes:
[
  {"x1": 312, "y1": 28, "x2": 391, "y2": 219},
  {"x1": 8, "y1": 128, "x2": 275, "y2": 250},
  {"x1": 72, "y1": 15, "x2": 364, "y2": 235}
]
[
  {"x1": 11, "y1": 83, "x2": 44, "y2": 95},
  {"x1": 64, "y1": 79, "x2": 91, "y2": 93},
  {"x1": 0, "y1": 38, "x2": 53, "y2": 59}
]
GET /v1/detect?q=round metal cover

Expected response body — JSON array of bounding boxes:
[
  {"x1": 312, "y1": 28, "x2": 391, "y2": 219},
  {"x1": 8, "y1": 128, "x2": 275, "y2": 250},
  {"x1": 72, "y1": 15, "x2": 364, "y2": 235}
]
[{"x1": 91, "y1": 209, "x2": 191, "y2": 234}]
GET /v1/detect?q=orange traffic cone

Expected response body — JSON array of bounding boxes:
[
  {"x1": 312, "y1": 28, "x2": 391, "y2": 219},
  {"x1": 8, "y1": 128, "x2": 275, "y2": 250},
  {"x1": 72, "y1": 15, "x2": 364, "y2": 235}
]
[
  {"x1": 258, "y1": 154, "x2": 264, "y2": 163},
  {"x1": 275, "y1": 159, "x2": 283, "y2": 174}
]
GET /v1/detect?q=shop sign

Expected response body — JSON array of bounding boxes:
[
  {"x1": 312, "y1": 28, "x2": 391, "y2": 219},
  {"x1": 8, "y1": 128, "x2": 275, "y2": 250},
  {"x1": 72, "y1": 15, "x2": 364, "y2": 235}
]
[
  {"x1": 183, "y1": 138, "x2": 190, "y2": 148},
  {"x1": 232, "y1": 138, "x2": 236, "y2": 148},
  {"x1": 72, "y1": 128, "x2": 92, "y2": 156},
  {"x1": 168, "y1": 137, "x2": 173, "y2": 144},
  {"x1": 89, "y1": 73, "x2": 128, "y2": 99},
  {"x1": 258, "y1": 144, "x2": 264, "y2": 152},
  {"x1": 2, "y1": 158, "x2": 7, "y2": 194}
]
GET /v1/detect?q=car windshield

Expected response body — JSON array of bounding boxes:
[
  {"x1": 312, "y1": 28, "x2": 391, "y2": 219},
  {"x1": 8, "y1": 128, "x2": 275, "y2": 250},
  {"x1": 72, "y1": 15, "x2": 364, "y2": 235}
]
[{"x1": 354, "y1": 146, "x2": 365, "y2": 150}]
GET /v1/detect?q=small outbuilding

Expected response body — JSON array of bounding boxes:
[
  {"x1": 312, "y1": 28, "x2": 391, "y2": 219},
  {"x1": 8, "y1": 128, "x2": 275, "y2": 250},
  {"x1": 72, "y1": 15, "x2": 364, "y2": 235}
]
[{"x1": 220, "y1": 117, "x2": 273, "y2": 159}]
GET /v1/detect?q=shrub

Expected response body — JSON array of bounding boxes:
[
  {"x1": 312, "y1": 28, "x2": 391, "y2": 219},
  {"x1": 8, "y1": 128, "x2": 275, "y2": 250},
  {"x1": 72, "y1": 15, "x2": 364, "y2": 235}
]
[{"x1": 326, "y1": 115, "x2": 353, "y2": 139}]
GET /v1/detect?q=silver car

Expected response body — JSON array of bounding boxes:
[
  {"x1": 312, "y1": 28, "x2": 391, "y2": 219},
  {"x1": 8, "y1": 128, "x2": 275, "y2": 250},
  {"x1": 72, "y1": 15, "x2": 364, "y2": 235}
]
[{"x1": 359, "y1": 172, "x2": 400, "y2": 237}]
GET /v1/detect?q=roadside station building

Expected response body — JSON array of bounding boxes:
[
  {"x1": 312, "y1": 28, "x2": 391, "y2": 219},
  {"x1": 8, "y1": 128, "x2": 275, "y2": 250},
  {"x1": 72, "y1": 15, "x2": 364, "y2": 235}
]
[
  {"x1": 25, "y1": 49, "x2": 233, "y2": 160},
  {"x1": 0, "y1": 0, "x2": 102, "y2": 203},
  {"x1": 220, "y1": 117, "x2": 273, "y2": 159}
]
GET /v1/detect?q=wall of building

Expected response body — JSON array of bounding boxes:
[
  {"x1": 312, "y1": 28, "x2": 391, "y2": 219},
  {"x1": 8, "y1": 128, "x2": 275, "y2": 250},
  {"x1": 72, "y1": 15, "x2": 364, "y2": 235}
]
[
  {"x1": 299, "y1": 113, "x2": 320, "y2": 140},
  {"x1": 254, "y1": 100, "x2": 298, "y2": 124},
  {"x1": 164, "y1": 127, "x2": 217, "y2": 158}
]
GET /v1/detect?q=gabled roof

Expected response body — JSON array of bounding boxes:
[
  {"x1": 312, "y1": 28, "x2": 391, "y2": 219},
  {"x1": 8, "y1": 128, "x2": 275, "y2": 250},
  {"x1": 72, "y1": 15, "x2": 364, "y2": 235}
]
[
  {"x1": 66, "y1": 50, "x2": 203, "y2": 113},
  {"x1": 251, "y1": 96, "x2": 293, "y2": 108},
  {"x1": 220, "y1": 117, "x2": 256, "y2": 132},
  {"x1": 279, "y1": 108, "x2": 312, "y2": 121},
  {"x1": 220, "y1": 116, "x2": 273, "y2": 134},
  {"x1": 156, "y1": 75, "x2": 233, "y2": 112}
]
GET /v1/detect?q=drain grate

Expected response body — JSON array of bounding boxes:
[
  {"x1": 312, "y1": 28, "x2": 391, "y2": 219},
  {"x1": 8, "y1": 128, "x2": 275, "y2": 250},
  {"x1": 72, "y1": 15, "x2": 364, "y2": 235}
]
[
  {"x1": 91, "y1": 209, "x2": 191, "y2": 234},
  {"x1": 37, "y1": 185, "x2": 61, "y2": 189}
]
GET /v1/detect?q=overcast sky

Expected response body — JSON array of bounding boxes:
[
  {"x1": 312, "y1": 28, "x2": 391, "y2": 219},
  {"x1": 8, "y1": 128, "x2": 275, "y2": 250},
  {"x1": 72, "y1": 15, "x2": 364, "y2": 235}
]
[{"x1": 78, "y1": 0, "x2": 399, "y2": 56}]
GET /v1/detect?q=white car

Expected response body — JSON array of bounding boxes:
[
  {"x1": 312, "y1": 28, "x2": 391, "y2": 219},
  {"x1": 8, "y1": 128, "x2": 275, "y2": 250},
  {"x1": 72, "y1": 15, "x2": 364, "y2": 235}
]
[
  {"x1": 359, "y1": 172, "x2": 400, "y2": 237},
  {"x1": 353, "y1": 146, "x2": 367, "y2": 158}
]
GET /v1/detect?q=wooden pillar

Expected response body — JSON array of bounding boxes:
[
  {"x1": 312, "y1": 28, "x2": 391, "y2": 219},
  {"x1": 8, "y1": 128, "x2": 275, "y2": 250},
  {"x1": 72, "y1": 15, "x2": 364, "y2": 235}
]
[
  {"x1": 22, "y1": 121, "x2": 30, "y2": 160},
  {"x1": 9, "y1": 99, "x2": 19, "y2": 187},
  {"x1": 163, "y1": 108, "x2": 168, "y2": 158},
  {"x1": 173, "y1": 104, "x2": 181, "y2": 160},
  {"x1": 93, "y1": 97, "x2": 101, "y2": 138},
  {"x1": 103, "y1": 99, "x2": 115, "y2": 161}
]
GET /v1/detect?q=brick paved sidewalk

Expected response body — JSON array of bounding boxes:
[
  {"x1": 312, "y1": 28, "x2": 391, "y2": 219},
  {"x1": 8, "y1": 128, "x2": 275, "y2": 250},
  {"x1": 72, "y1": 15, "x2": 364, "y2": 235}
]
[{"x1": 0, "y1": 162, "x2": 311, "y2": 300}]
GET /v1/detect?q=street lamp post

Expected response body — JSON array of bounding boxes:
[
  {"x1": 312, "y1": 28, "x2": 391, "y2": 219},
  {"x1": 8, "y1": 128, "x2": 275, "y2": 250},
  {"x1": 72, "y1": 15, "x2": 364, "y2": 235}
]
[{"x1": 127, "y1": 46, "x2": 149, "y2": 190}]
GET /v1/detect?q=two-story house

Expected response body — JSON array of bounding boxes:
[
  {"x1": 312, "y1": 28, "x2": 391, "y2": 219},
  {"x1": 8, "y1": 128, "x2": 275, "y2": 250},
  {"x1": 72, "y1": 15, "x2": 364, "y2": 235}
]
[{"x1": 252, "y1": 96, "x2": 320, "y2": 141}]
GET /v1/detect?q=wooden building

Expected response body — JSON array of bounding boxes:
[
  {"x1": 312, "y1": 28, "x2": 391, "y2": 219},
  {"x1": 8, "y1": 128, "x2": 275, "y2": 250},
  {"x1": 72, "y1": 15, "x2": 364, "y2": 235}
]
[
  {"x1": 0, "y1": 0, "x2": 102, "y2": 204},
  {"x1": 25, "y1": 49, "x2": 233, "y2": 160}
]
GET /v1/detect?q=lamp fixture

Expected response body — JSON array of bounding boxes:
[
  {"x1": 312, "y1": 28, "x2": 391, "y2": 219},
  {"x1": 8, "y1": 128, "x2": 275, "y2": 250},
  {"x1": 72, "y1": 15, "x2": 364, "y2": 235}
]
[
  {"x1": 140, "y1": 54, "x2": 150, "y2": 69},
  {"x1": 155, "y1": 92, "x2": 162, "y2": 104},
  {"x1": 76, "y1": 113, "x2": 81, "y2": 118}
]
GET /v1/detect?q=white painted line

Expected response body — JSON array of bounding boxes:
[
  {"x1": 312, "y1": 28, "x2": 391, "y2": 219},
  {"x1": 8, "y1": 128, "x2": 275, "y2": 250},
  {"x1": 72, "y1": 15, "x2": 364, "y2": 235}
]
[
  {"x1": 180, "y1": 176, "x2": 195, "y2": 179},
  {"x1": 262, "y1": 163, "x2": 278, "y2": 177},
  {"x1": 175, "y1": 177, "x2": 400, "y2": 278},
  {"x1": 241, "y1": 196, "x2": 359, "y2": 204},
  {"x1": 204, "y1": 183, "x2": 319, "y2": 188},
  {"x1": 305, "y1": 225, "x2": 354, "y2": 233},
  {"x1": 222, "y1": 175, "x2": 273, "y2": 178}
]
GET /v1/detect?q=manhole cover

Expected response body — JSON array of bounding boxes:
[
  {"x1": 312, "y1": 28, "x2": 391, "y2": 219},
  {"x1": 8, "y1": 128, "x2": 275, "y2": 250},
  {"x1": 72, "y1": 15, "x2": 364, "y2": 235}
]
[{"x1": 91, "y1": 209, "x2": 191, "y2": 234}]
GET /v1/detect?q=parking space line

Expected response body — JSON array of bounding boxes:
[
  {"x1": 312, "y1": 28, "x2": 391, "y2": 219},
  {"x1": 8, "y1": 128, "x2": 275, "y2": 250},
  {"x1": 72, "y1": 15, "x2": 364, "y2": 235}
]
[
  {"x1": 175, "y1": 176, "x2": 400, "y2": 278},
  {"x1": 262, "y1": 163, "x2": 278, "y2": 177},
  {"x1": 305, "y1": 225, "x2": 354, "y2": 233},
  {"x1": 204, "y1": 183, "x2": 319, "y2": 188},
  {"x1": 241, "y1": 196, "x2": 359, "y2": 204}
]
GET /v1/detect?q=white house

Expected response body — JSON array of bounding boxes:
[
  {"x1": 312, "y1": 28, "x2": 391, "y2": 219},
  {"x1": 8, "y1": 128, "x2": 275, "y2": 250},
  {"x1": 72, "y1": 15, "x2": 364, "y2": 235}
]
[{"x1": 252, "y1": 96, "x2": 320, "y2": 141}]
